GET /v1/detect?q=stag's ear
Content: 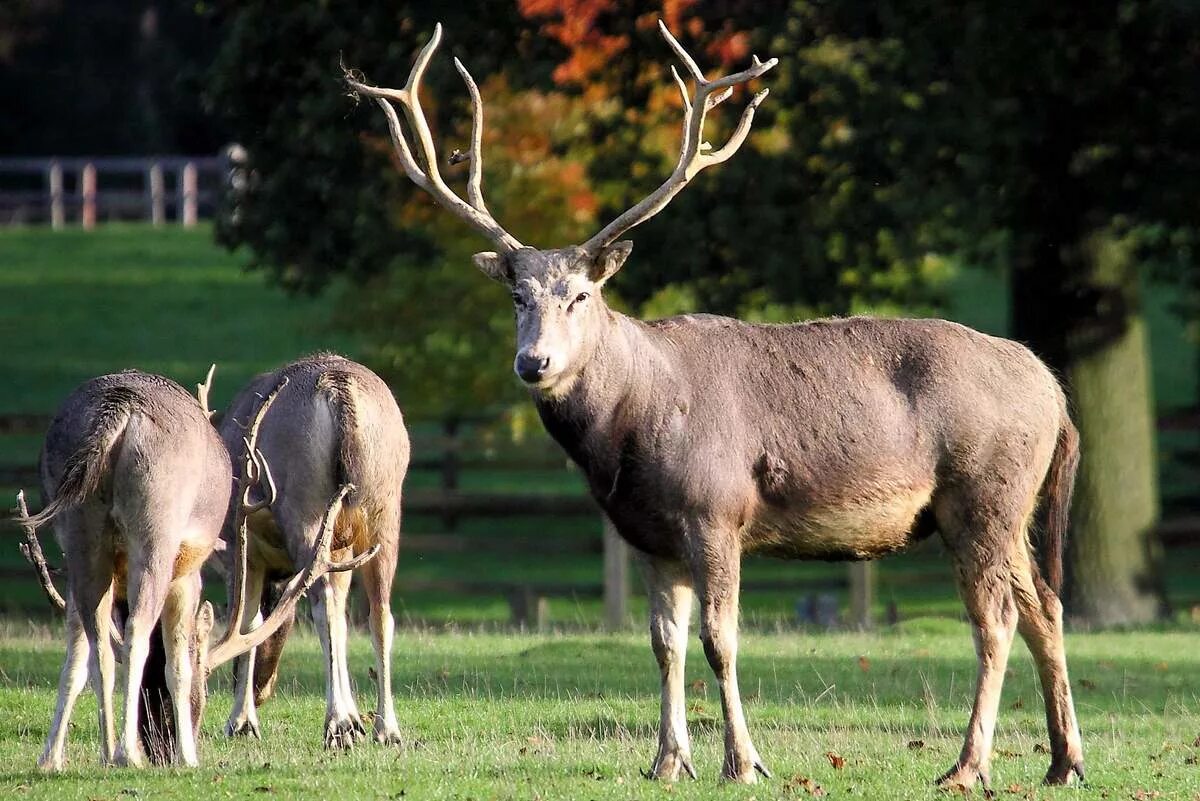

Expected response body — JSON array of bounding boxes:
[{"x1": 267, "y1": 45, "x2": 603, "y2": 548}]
[
  {"x1": 473, "y1": 251, "x2": 511, "y2": 283},
  {"x1": 589, "y1": 240, "x2": 633, "y2": 284}
]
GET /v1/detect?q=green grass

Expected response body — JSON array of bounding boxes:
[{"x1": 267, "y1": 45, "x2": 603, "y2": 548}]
[{"x1": 3, "y1": 622, "x2": 1200, "y2": 799}]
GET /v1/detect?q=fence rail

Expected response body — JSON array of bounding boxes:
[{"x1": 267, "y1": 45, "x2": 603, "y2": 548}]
[
  {"x1": 3, "y1": 407, "x2": 1197, "y2": 629},
  {"x1": 0, "y1": 154, "x2": 232, "y2": 227}
]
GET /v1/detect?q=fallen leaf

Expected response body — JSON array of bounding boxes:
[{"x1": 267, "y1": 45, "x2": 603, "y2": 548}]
[
  {"x1": 1079, "y1": 678, "x2": 1097, "y2": 690},
  {"x1": 907, "y1": 740, "x2": 925, "y2": 750},
  {"x1": 253, "y1": 787, "x2": 273, "y2": 794},
  {"x1": 1155, "y1": 661, "x2": 1169, "y2": 672},
  {"x1": 211, "y1": 775, "x2": 225, "y2": 784},
  {"x1": 1010, "y1": 697, "x2": 1024, "y2": 710},
  {"x1": 783, "y1": 774, "x2": 826, "y2": 797},
  {"x1": 1131, "y1": 791, "x2": 1162, "y2": 800},
  {"x1": 689, "y1": 678, "x2": 707, "y2": 693},
  {"x1": 995, "y1": 749, "x2": 1022, "y2": 759},
  {"x1": 1004, "y1": 784, "x2": 1024, "y2": 794},
  {"x1": 1188, "y1": 755, "x2": 1199, "y2": 766},
  {"x1": 857, "y1": 656, "x2": 870, "y2": 673},
  {"x1": 825, "y1": 751, "x2": 845, "y2": 769},
  {"x1": 1033, "y1": 743, "x2": 1048, "y2": 754}
]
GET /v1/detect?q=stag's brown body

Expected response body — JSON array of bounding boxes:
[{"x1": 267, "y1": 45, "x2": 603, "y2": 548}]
[
  {"x1": 218, "y1": 354, "x2": 410, "y2": 747},
  {"x1": 347, "y1": 20, "x2": 1083, "y2": 789},
  {"x1": 31, "y1": 371, "x2": 230, "y2": 769}
]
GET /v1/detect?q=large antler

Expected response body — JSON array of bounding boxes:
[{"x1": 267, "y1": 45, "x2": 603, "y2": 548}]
[
  {"x1": 579, "y1": 21, "x2": 777, "y2": 254},
  {"x1": 344, "y1": 24, "x2": 523, "y2": 253},
  {"x1": 205, "y1": 379, "x2": 379, "y2": 672},
  {"x1": 15, "y1": 490, "x2": 126, "y2": 655},
  {"x1": 196, "y1": 363, "x2": 216, "y2": 420}
]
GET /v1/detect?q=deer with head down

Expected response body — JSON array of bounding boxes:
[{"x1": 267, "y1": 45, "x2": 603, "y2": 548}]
[
  {"x1": 18, "y1": 369, "x2": 373, "y2": 769},
  {"x1": 216, "y1": 354, "x2": 410, "y2": 748},
  {"x1": 346, "y1": 21, "x2": 1083, "y2": 789}
]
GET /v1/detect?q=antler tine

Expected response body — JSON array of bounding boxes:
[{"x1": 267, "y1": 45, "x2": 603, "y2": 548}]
[
  {"x1": 206, "y1": 483, "x2": 380, "y2": 671},
  {"x1": 580, "y1": 20, "x2": 777, "y2": 254},
  {"x1": 453, "y1": 57, "x2": 489, "y2": 214},
  {"x1": 344, "y1": 24, "x2": 523, "y2": 253},
  {"x1": 16, "y1": 490, "x2": 66, "y2": 612},
  {"x1": 220, "y1": 375, "x2": 288, "y2": 660},
  {"x1": 196, "y1": 363, "x2": 216, "y2": 420},
  {"x1": 16, "y1": 490, "x2": 126, "y2": 656}
]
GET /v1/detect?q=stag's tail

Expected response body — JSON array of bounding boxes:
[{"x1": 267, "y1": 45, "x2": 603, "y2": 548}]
[
  {"x1": 22, "y1": 391, "x2": 133, "y2": 529},
  {"x1": 1040, "y1": 417, "x2": 1080, "y2": 594},
  {"x1": 317, "y1": 369, "x2": 365, "y2": 500}
]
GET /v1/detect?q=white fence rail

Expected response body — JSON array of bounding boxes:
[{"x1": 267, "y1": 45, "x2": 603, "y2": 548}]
[{"x1": 0, "y1": 154, "x2": 232, "y2": 228}]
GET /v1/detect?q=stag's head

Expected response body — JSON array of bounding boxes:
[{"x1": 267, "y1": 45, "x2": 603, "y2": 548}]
[{"x1": 346, "y1": 21, "x2": 775, "y2": 395}]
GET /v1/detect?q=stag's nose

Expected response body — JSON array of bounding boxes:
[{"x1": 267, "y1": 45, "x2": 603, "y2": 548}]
[{"x1": 515, "y1": 352, "x2": 551, "y2": 383}]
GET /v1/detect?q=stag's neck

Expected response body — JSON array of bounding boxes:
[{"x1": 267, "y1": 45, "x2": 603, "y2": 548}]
[{"x1": 533, "y1": 307, "x2": 678, "y2": 484}]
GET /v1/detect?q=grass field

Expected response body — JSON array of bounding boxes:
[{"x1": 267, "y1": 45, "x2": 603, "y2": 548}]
[{"x1": 3, "y1": 621, "x2": 1200, "y2": 799}]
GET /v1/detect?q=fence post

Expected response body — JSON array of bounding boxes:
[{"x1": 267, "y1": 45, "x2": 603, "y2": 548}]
[
  {"x1": 441, "y1": 417, "x2": 460, "y2": 531},
  {"x1": 148, "y1": 162, "x2": 165, "y2": 225},
  {"x1": 848, "y1": 561, "x2": 874, "y2": 629},
  {"x1": 180, "y1": 162, "x2": 198, "y2": 226},
  {"x1": 602, "y1": 516, "x2": 629, "y2": 630},
  {"x1": 47, "y1": 161, "x2": 64, "y2": 229},
  {"x1": 80, "y1": 163, "x2": 97, "y2": 230}
]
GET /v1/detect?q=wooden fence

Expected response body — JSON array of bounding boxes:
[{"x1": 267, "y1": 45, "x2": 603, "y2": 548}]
[{"x1": 0, "y1": 154, "x2": 233, "y2": 227}]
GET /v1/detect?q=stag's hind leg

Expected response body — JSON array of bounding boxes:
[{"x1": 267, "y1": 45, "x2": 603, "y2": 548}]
[
  {"x1": 937, "y1": 549, "x2": 1018, "y2": 792},
  {"x1": 309, "y1": 565, "x2": 365, "y2": 748},
  {"x1": 1011, "y1": 554, "x2": 1084, "y2": 784},
  {"x1": 161, "y1": 573, "x2": 202, "y2": 766},
  {"x1": 226, "y1": 565, "x2": 266, "y2": 738},
  {"x1": 38, "y1": 596, "x2": 90, "y2": 771},
  {"x1": 639, "y1": 554, "x2": 696, "y2": 781},
  {"x1": 361, "y1": 528, "x2": 402, "y2": 745}
]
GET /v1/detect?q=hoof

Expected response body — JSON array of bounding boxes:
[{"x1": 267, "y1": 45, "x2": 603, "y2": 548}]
[
  {"x1": 936, "y1": 762, "x2": 989, "y2": 793},
  {"x1": 373, "y1": 720, "x2": 404, "y2": 747},
  {"x1": 721, "y1": 750, "x2": 769, "y2": 784},
  {"x1": 225, "y1": 717, "x2": 262, "y2": 739},
  {"x1": 1044, "y1": 758, "x2": 1084, "y2": 786},
  {"x1": 113, "y1": 745, "x2": 144, "y2": 769},
  {"x1": 36, "y1": 754, "x2": 64, "y2": 773},
  {"x1": 646, "y1": 747, "x2": 697, "y2": 782},
  {"x1": 324, "y1": 717, "x2": 366, "y2": 750}
]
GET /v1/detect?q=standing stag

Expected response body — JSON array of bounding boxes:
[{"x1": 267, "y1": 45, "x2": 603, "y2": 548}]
[
  {"x1": 346, "y1": 21, "x2": 1084, "y2": 789},
  {"x1": 18, "y1": 369, "x2": 372, "y2": 769},
  {"x1": 217, "y1": 354, "x2": 410, "y2": 748}
]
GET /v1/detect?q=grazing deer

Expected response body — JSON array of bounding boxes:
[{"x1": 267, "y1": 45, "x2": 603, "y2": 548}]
[
  {"x1": 217, "y1": 354, "x2": 410, "y2": 748},
  {"x1": 346, "y1": 21, "x2": 1084, "y2": 789},
  {"x1": 18, "y1": 369, "x2": 373, "y2": 769}
]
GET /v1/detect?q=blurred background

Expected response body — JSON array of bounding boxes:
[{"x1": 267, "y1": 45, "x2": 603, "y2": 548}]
[{"x1": 0, "y1": 0, "x2": 1197, "y2": 631}]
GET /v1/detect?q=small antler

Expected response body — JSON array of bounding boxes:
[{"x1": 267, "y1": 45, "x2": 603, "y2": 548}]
[
  {"x1": 196, "y1": 364, "x2": 216, "y2": 420},
  {"x1": 16, "y1": 490, "x2": 66, "y2": 611},
  {"x1": 16, "y1": 490, "x2": 125, "y2": 656},
  {"x1": 579, "y1": 20, "x2": 777, "y2": 254},
  {"x1": 344, "y1": 24, "x2": 523, "y2": 253},
  {"x1": 206, "y1": 483, "x2": 379, "y2": 671}
]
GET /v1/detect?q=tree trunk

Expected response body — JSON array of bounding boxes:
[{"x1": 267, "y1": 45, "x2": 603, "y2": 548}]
[{"x1": 1062, "y1": 232, "x2": 1165, "y2": 626}]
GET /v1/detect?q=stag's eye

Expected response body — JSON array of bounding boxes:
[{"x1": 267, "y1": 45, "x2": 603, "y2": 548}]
[{"x1": 570, "y1": 292, "x2": 590, "y2": 309}]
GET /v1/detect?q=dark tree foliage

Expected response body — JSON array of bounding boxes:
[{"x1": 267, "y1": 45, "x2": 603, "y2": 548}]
[{"x1": 0, "y1": 0, "x2": 226, "y2": 155}]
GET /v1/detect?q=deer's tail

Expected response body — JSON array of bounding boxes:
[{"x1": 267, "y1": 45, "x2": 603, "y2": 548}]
[
  {"x1": 317, "y1": 369, "x2": 365, "y2": 502},
  {"x1": 22, "y1": 392, "x2": 132, "y2": 529},
  {"x1": 1039, "y1": 416, "x2": 1080, "y2": 595}
]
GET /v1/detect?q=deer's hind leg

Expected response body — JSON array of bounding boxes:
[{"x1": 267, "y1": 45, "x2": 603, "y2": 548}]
[
  {"x1": 225, "y1": 563, "x2": 265, "y2": 738},
  {"x1": 935, "y1": 498, "x2": 1022, "y2": 792},
  {"x1": 1011, "y1": 551, "x2": 1084, "y2": 784},
  {"x1": 361, "y1": 508, "x2": 401, "y2": 745},
  {"x1": 60, "y1": 505, "x2": 118, "y2": 767},
  {"x1": 38, "y1": 595, "x2": 91, "y2": 771},
  {"x1": 161, "y1": 572, "x2": 202, "y2": 766}
]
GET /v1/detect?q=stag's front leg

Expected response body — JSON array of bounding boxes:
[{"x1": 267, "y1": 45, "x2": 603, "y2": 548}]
[
  {"x1": 688, "y1": 527, "x2": 768, "y2": 783},
  {"x1": 640, "y1": 554, "x2": 696, "y2": 781},
  {"x1": 309, "y1": 568, "x2": 364, "y2": 749},
  {"x1": 38, "y1": 596, "x2": 90, "y2": 771},
  {"x1": 225, "y1": 566, "x2": 265, "y2": 739},
  {"x1": 162, "y1": 574, "x2": 203, "y2": 766}
]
